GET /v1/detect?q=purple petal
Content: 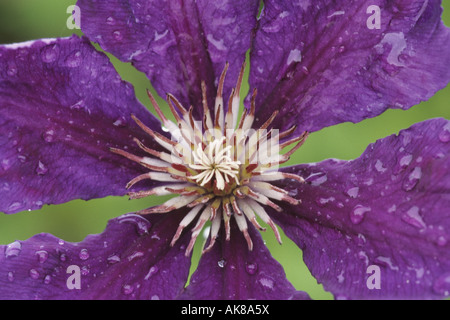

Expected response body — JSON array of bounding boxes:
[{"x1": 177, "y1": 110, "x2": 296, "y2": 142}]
[
  {"x1": 77, "y1": 0, "x2": 259, "y2": 115},
  {"x1": 0, "y1": 210, "x2": 191, "y2": 300},
  {"x1": 271, "y1": 118, "x2": 450, "y2": 299},
  {"x1": 0, "y1": 36, "x2": 161, "y2": 214},
  {"x1": 179, "y1": 222, "x2": 310, "y2": 300},
  {"x1": 250, "y1": 0, "x2": 450, "y2": 133}
]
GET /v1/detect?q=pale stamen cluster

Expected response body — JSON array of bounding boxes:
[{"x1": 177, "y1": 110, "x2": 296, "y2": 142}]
[{"x1": 111, "y1": 62, "x2": 308, "y2": 256}]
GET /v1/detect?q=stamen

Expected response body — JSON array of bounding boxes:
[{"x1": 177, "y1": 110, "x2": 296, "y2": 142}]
[{"x1": 112, "y1": 63, "x2": 307, "y2": 256}]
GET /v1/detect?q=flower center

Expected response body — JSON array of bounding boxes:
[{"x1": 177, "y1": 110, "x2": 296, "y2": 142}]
[
  {"x1": 111, "y1": 62, "x2": 308, "y2": 256},
  {"x1": 189, "y1": 137, "x2": 241, "y2": 193}
]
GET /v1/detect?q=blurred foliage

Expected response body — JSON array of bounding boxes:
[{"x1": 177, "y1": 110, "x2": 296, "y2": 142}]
[{"x1": 0, "y1": 1, "x2": 449, "y2": 300}]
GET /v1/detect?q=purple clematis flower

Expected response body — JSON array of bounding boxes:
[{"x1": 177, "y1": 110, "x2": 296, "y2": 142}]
[{"x1": 1, "y1": 0, "x2": 450, "y2": 300}]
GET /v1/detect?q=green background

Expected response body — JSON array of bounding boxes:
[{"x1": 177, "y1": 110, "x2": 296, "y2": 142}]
[{"x1": 0, "y1": 1, "x2": 449, "y2": 300}]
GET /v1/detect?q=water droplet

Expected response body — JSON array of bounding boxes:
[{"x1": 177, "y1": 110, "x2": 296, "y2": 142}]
[
  {"x1": 401, "y1": 206, "x2": 426, "y2": 229},
  {"x1": 437, "y1": 236, "x2": 448, "y2": 247},
  {"x1": 40, "y1": 44, "x2": 60, "y2": 63},
  {"x1": 307, "y1": 172, "x2": 327, "y2": 186},
  {"x1": 375, "y1": 256, "x2": 399, "y2": 271},
  {"x1": 117, "y1": 214, "x2": 151, "y2": 236},
  {"x1": 346, "y1": 187, "x2": 359, "y2": 198},
  {"x1": 2, "y1": 158, "x2": 12, "y2": 171},
  {"x1": 29, "y1": 269, "x2": 40, "y2": 280},
  {"x1": 122, "y1": 284, "x2": 134, "y2": 295},
  {"x1": 316, "y1": 196, "x2": 335, "y2": 206},
  {"x1": 14, "y1": 153, "x2": 25, "y2": 164},
  {"x1": 35, "y1": 250, "x2": 48, "y2": 263},
  {"x1": 5, "y1": 241, "x2": 21, "y2": 258},
  {"x1": 433, "y1": 273, "x2": 450, "y2": 296},
  {"x1": 58, "y1": 239, "x2": 65, "y2": 245},
  {"x1": 81, "y1": 265, "x2": 90, "y2": 276},
  {"x1": 106, "y1": 16, "x2": 115, "y2": 25},
  {"x1": 7, "y1": 64, "x2": 17, "y2": 77},
  {"x1": 35, "y1": 161, "x2": 48, "y2": 175},
  {"x1": 350, "y1": 205, "x2": 371, "y2": 224},
  {"x1": 375, "y1": 159, "x2": 387, "y2": 173},
  {"x1": 7, "y1": 202, "x2": 24, "y2": 212},
  {"x1": 7, "y1": 271, "x2": 14, "y2": 282},
  {"x1": 64, "y1": 50, "x2": 82, "y2": 68},
  {"x1": 402, "y1": 167, "x2": 422, "y2": 191},
  {"x1": 127, "y1": 251, "x2": 144, "y2": 261},
  {"x1": 113, "y1": 117, "x2": 127, "y2": 127},
  {"x1": 107, "y1": 254, "x2": 121, "y2": 264},
  {"x1": 439, "y1": 123, "x2": 450, "y2": 143},
  {"x1": 258, "y1": 276, "x2": 274, "y2": 291},
  {"x1": 59, "y1": 253, "x2": 67, "y2": 262},
  {"x1": 218, "y1": 259, "x2": 227, "y2": 268},
  {"x1": 42, "y1": 129, "x2": 56, "y2": 143},
  {"x1": 44, "y1": 275, "x2": 52, "y2": 284},
  {"x1": 79, "y1": 248, "x2": 89, "y2": 260},
  {"x1": 145, "y1": 266, "x2": 159, "y2": 280},
  {"x1": 113, "y1": 30, "x2": 123, "y2": 41},
  {"x1": 245, "y1": 262, "x2": 258, "y2": 275}
]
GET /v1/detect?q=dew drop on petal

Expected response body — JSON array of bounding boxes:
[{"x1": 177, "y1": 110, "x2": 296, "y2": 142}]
[
  {"x1": 346, "y1": 187, "x2": 359, "y2": 198},
  {"x1": 40, "y1": 44, "x2": 60, "y2": 63},
  {"x1": 79, "y1": 248, "x2": 90, "y2": 260},
  {"x1": 2, "y1": 158, "x2": 12, "y2": 171},
  {"x1": 122, "y1": 284, "x2": 134, "y2": 295},
  {"x1": 35, "y1": 250, "x2": 48, "y2": 263},
  {"x1": 7, "y1": 271, "x2": 14, "y2": 282},
  {"x1": 64, "y1": 50, "x2": 82, "y2": 68},
  {"x1": 42, "y1": 129, "x2": 56, "y2": 143},
  {"x1": 402, "y1": 167, "x2": 422, "y2": 191},
  {"x1": 44, "y1": 275, "x2": 52, "y2": 284},
  {"x1": 437, "y1": 236, "x2": 448, "y2": 247},
  {"x1": 7, "y1": 65, "x2": 17, "y2": 77},
  {"x1": 117, "y1": 214, "x2": 151, "y2": 236},
  {"x1": 81, "y1": 266, "x2": 90, "y2": 276},
  {"x1": 106, "y1": 16, "x2": 115, "y2": 25},
  {"x1": 439, "y1": 123, "x2": 450, "y2": 143},
  {"x1": 218, "y1": 259, "x2": 227, "y2": 268},
  {"x1": 29, "y1": 269, "x2": 40, "y2": 280},
  {"x1": 401, "y1": 206, "x2": 426, "y2": 229},
  {"x1": 245, "y1": 262, "x2": 258, "y2": 275},
  {"x1": 433, "y1": 273, "x2": 450, "y2": 296},
  {"x1": 258, "y1": 276, "x2": 274, "y2": 291},
  {"x1": 5, "y1": 241, "x2": 21, "y2": 258},
  {"x1": 307, "y1": 172, "x2": 327, "y2": 186},
  {"x1": 113, "y1": 30, "x2": 123, "y2": 41},
  {"x1": 8, "y1": 202, "x2": 24, "y2": 212},
  {"x1": 35, "y1": 161, "x2": 48, "y2": 175},
  {"x1": 59, "y1": 253, "x2": 67, "y2": 262},
  {"x1": 350, "y1": 205, "x2": 371, "y2": 224},
  {"x1": 107, "y1": 254, "x2": 121, "y2": 264},
  {"x1": 113, "y1": 117, "x2": 127, "y2": 127},
  {"x1": 144, "y1": 266, "x2": 159, "y2": 280}
]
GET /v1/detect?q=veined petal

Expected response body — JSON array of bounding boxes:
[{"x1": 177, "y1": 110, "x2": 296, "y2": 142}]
[
  {"x1": 77, "y1": 0, "x2": 260, "y2": 116},
  {"x1": 0, "y1": 210, "x2": 192, "y2": 300},
  {"x1": 271, "y1": 119, "x2": 450, "y2": 299},
  {"x1": 250, "y1": 0, "x2": 450, "y2": 133},
  {"x1": 0, "y1": 36, "x2": 162, "y2": 213},
  {"x1": 179, "y1": 222, "x2": 310, "y2": 300}
]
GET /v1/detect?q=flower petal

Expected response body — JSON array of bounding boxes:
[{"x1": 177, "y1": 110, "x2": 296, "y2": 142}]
[
  {"x1": 0, "y1": 210, "x2": 191, "y2": 299},
  {"x1": 77, "y1": 0, "x2": 259, "y2": 115},
  {"x1": 250, "y1": 0, "x2": 450, "y2": 133},
  {"x1": 271, "y1": 118, "x2": 450, "y2": 299},
  {"x1": 179, "y1": 222, "x2": 310, "y2": 300},
  {"x1": 0, "y1": 36, "x2": 161, "y2": 213}
]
